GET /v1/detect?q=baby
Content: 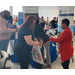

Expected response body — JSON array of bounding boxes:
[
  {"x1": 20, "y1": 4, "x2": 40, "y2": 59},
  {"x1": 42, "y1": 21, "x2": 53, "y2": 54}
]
[
  {"x1": 37, "y1": 37, "x2": 46, "y2": 60},
  {"x1": 35, "y1": 37, "x2": 47, "y2": 69}
]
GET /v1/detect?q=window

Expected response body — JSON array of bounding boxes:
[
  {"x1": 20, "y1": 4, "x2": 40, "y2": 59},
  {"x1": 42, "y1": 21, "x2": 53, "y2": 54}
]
[
  {"x1": 0, "y1": 6, "x2": 10, "y2": 12},
  {"x1": 13, "y1": 6, "x2": 22, "y2": 15}
]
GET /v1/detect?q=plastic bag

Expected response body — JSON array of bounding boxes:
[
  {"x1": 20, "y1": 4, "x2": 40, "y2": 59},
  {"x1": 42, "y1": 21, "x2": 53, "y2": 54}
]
[
  {"x1": 7, "y1": 40, "x2": 15, "y2": 55},
  {"x1": 32, "y1": 45, "x2": 44, "y2": 65},
  {"x1": 0, "y1": 51, "x2": 8, "y2": 68}
]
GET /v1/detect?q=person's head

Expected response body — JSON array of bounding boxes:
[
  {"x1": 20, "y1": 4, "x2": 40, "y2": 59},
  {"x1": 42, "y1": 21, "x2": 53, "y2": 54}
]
[
  {"x1": 1, "y1": 10, "x2": 10, "y2": 20},
  {"x1": 35, "y1": 18, "x2": 39, "y2": 25},
  {"x1": 41, "y1": 16, "x2": 44, "y2": 20},
  {"x1": 21, "y1": 15, "x2": 36, "y2": 34},
  {"x1": 8, "y1": 16, "x2": 13, "y2": 24},
  {"x1": 37, "y1": 37, "x2": 43, "y2": 46},
  {"x1": 53, "y1": 17, "x2": 56, "y2": 20},
  {"x1": 61, "y1": 19, "x2": 70, "y2": 29},
  {"x1": 74, "y1": 20, "x2": 75, "y2": 24},
  {"x1": 47, "y1": 17, "x2": 49, "y2": 21}
]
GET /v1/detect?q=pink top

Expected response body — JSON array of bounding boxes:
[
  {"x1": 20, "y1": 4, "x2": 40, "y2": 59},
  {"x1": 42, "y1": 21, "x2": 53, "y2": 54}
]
[{"x1": 0, "y1": 17, "x2": 16, "y2": 41}]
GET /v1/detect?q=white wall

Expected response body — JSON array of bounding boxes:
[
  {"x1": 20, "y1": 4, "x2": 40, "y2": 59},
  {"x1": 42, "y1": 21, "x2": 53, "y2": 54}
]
[
  {"x1": 10, "y1": 6, "x2": 75, "y2": 20},
  {"x1": 39, "y1": 6, "x2": 58, "y2": 21},
  {"x1": 39, "y1": 6, "x2": 75, "y2": 21}
]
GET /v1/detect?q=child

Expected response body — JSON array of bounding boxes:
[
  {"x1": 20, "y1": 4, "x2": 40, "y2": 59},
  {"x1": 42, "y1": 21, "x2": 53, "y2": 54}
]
[{"x1": 34, "y1": 37, "x2": 47, "y2": 69}]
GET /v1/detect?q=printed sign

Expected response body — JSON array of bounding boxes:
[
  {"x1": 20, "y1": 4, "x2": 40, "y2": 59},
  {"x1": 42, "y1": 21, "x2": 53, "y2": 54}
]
[
  {"x1": 18, "y1": 12, "x2": 24, "y2": 25},
  {"x1": 58, "y1": 6, "x2": 74, "y2": 32}
]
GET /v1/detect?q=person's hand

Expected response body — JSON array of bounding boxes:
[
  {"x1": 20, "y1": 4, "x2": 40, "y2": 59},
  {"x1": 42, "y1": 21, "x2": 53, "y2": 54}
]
[
  {"x1": 49, "y1": 37, "x2": 53, "y2": 41},
  {"x1": 35, "y1": 41, "x2": 42, "y2": 45},
  {"x1": 34, "y1": 38, "x2": 38, "y2": 42},
  {"x1": 15, "y1": 28, "x2": 19, "y2": 32}
]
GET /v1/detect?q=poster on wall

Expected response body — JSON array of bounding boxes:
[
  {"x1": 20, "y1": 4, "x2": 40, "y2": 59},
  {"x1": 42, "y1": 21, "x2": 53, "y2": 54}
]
[
  {"x1": 18, "y1": 12, "x2": 24, "y2": 25},
  {"x1": 58, "y1": 6, "x2": 74, "y2": 33}
]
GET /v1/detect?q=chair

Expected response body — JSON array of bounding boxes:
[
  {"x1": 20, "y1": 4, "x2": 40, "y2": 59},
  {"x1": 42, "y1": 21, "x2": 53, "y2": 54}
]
[{"x1": 0, "y1": 51, "x2": 9, "y2": 69}]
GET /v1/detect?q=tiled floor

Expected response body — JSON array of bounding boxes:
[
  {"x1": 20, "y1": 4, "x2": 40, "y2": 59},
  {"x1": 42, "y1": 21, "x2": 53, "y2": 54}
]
[{"x1": 6, "y1": 36, "x2": 75, "y2": 69}]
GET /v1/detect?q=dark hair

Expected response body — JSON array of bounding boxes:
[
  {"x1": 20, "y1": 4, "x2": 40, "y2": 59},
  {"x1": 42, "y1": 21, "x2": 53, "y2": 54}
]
[
  {"x1": 8, "y1": 16, "x2": 13, "y2": 24},
  {"x1": 2, "y1": 10, "x2": 10, "y2": 16},
  {"x1": 41, "y1": 16, "x2": 44, "y2": 20},
  {"x1": 62, "y1": 19, "x2": 70, "y2": 26},
  {"x1": 53, "y1": 17, "x2": 56, "y2": 19},
  {"x1": 20, "y1": 15, "x2": 36, "y2": 35},
  {"x1": 35, "y1": 18, "x2": 39, "y2": 25},
  {"x1": 36, "y1": 37, "x2": 43, "y2": 42}
]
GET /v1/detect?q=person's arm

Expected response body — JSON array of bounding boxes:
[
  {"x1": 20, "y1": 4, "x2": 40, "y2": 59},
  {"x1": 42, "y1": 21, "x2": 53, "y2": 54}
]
[
  {"x1": 50, "y1": 31, "x2": 70, "y2": 43},
  {"x1": 34, "y1": 38, "x2": 38, "y2": 41},
  {"x1": 24, "y1": 35, "x2": 41, "y2": 46},
  {"x1": 44, "y1": 46, "x2": 47, "y2": 59},
  {"x1": 0, "y1": 21, "x2": 17, "y2": 33}
]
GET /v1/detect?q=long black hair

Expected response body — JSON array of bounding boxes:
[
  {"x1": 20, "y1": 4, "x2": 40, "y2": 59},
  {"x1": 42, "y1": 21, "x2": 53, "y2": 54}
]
[{"x1": 35, "y1": 17, "x2": 39, "y2": 25}]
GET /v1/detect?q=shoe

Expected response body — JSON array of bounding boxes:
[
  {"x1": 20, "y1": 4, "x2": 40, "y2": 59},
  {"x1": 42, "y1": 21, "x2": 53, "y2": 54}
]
[
  {"x1": 7, "y1": 54, "x2": 13, "y2": 60},
  {"x1": 47, "y1": 64, "x2": 52, "y2": 69}
]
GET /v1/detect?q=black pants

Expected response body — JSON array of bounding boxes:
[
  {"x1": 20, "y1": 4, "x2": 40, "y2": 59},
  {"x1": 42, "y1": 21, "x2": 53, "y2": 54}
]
[
  {"x1": 15, "y1": 52, "x2": 31, "y2": 69},
  {"x1": 62, "y1": 59, "x2": 70, "y2": 69},
  {"x1": 35, "y1": 62, "x2": 43, "y2": 69}
]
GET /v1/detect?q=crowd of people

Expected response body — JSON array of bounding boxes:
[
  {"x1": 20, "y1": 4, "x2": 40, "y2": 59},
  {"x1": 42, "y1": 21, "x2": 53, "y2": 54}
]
[{"x1": 0, "y1": 10, "x2": 74, "y2": 69}]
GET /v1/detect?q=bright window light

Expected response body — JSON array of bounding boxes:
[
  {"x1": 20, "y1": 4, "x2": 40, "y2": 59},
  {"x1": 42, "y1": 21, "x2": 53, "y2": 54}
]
[
  {"x1": 0, "y1": 6, "x2": 10, "y2": 12},
  {"x1": 13, "y1": 6, "x2": 22, "y2": 15}
]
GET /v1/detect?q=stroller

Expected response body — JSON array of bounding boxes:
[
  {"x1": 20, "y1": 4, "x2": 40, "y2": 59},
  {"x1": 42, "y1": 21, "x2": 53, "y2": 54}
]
[{"x1": 0, "y1": 50, "x2": 11, "y2": 69}]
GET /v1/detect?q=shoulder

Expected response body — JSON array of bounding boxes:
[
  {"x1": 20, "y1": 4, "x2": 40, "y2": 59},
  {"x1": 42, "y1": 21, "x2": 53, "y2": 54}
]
[
  {"x1": 63, "y1": 28, "x2": 72, "y2": 35},
  {"x1": 0, "y1": 17, "x2": 6, "y2": 22},
  {"x1": 19, "y1": 25, "x2": 32, "y2": 33}
]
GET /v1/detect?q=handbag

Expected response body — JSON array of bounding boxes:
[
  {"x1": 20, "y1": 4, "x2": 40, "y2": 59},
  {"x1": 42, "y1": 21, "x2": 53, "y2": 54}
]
[{"x1": 32, "y1": 45, "x2": 44, "y2": 65}]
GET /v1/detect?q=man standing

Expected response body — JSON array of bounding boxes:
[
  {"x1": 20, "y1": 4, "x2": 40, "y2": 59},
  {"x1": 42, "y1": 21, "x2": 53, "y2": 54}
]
[
  {"x1": 51, "y1": 17, "x2": 56, "y2": 28},
  {"x1": 0, "y1": 10, "x2": 18, "y2": 53},
  {"x1": 39, "y1": 16, "x2": 45, "y2": 29}
]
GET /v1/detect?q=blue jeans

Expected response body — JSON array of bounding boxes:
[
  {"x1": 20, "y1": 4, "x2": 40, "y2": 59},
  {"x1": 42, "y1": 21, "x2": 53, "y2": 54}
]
[{"x1": 0, "y1": 40, "x2": 9, "y2": 52}]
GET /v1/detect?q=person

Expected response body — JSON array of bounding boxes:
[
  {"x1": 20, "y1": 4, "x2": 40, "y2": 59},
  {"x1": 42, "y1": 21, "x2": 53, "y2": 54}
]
[
  {"x1": 14, "y1": 15, "x2": 41, "y2": 69},
  {"x1": 0, "y1": 10, "x2": 18, "y2": 52},
  {"x1": 45, "y1": 17, "x2": 49, "y2": 25},
  {"x1": 8, "y1": 16, "x2": 13, "y2": 24},
  {"x1": 39, "y1": 16, "x2": 45, "y2": 29},
  {"x1": 0, "y1": 10, "x2": 18, "y2": 68},
  {"x1": 51, "y1": 17, "x2": 56, "y2": 28},
  {"x1": 50, "y1": 19, "x2": 74, "y2": 69},
  {"x1": 7, "y1": 16, "x2": 17, "y2": 59},
  {"x1": 33, "y1": 37, "x2": 47, "y2": 69},
  {"x1": 56, "y1": 17, "x2": 58, "y2": 28},
  {"x1": 73, "y1": 20, "x2": 75, "y2": 26},
  {"x1": 34, "y1": 18, "x2": 52, "y2": 69},
  {"x1": 14, "y1": 17, "x2": 18, "y2": 25}
]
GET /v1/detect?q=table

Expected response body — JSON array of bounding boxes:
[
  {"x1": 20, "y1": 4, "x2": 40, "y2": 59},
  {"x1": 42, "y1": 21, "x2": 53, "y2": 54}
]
[{"x1": 30, "y1": 41, "x2": 57, "y2": 68}]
